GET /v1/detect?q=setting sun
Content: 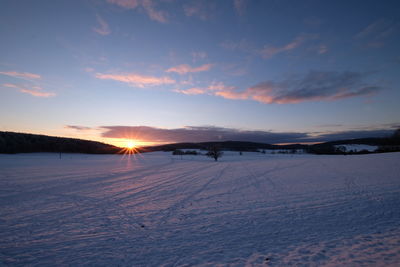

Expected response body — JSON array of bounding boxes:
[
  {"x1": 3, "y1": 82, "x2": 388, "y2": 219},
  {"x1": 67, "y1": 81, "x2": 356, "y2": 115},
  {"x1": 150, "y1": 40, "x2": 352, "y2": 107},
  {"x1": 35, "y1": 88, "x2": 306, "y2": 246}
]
[{"x1": 125, "y1": 140, "x2": 136, "y2": 149}]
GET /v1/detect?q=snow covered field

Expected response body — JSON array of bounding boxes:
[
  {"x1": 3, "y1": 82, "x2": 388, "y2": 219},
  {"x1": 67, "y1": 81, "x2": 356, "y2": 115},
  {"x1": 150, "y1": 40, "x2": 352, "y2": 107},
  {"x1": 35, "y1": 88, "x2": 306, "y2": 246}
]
[{"x1": 1, "y1": 152, "x2": 400, "y2": 266}]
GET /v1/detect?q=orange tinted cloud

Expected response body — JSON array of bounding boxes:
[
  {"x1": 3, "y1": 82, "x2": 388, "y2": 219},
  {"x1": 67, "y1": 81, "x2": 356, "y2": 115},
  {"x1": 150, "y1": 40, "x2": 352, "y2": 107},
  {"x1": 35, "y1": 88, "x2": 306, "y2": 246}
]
[
  {"x1": 166, "y1": 63, "x2": 213, "y2": 75},
  {"x1": 95, "y1": 72, "x2": 175, "y2": 87},
  {"x1": 20, "y1": 89, "x2": 55, "y2": 97},
  {"x1": 0, "y1": 71, "x2": 41, "y2": 79},
  {"x1": 3, "y1": 83, "x2": 55, "y2": 97}
]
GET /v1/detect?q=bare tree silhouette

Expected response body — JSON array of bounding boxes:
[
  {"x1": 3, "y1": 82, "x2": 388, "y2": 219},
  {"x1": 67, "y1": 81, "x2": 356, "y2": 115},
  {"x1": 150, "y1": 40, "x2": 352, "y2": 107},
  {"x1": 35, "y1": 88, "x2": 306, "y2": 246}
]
[{"x1": 206, "y1": 146, "x2": 223, "y2": 161}]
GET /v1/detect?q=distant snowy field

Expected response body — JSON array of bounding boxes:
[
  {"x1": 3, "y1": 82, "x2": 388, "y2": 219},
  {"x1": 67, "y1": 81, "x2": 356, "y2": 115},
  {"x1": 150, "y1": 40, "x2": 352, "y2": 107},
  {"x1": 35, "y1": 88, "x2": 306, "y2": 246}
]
[{"x1": 1, "y1": 152, "x2": 400, "y2": 266}]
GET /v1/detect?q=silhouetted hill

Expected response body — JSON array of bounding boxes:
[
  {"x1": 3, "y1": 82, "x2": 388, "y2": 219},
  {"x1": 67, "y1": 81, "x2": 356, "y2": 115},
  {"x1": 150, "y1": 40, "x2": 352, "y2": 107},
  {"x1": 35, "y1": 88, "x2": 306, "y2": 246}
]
[
  {"x1": 307, "y1": 132, "x2": 400, "y2": 154},
  {"x1": 140, "y1": 141, "x2": 308, "y2": 152},
  {"x1": 1, "y1": 129, "x2": 399, "y2": 155},
  {"x1": 0, "y1": 132, "x2": 120, "y2": 154}
]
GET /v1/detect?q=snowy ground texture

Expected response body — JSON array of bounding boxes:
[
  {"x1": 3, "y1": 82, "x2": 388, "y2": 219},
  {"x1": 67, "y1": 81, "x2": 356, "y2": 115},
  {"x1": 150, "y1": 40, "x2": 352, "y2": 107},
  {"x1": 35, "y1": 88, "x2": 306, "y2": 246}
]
[{"x1": 1, "y1": 152, "x2": 400, "y2": 266}]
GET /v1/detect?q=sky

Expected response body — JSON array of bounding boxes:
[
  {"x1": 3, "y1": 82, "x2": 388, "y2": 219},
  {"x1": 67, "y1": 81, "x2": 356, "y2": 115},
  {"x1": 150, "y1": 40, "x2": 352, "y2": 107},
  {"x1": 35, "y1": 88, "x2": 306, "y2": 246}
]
[{"x1": 0, "y1": 0, "x2": 399, "y2": 147}]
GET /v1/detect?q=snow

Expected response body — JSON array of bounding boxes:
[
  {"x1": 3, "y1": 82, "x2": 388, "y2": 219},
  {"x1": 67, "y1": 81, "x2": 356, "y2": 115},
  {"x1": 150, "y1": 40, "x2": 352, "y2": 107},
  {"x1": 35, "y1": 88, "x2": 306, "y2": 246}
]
[
  {"x1": 1, "y1": 152, "x2": 400, "y2": 266},
  {"x1": 335, "y1": 144, "x2": 378, "y2": 152}
]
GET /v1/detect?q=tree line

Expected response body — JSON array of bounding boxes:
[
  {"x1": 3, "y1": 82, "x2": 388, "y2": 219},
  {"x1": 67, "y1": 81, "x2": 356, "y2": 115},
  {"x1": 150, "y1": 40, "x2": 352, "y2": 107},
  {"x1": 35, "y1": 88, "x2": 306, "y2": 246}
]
[{"x1": 0, "y1": 132, "x2": 119, "y2": 154}]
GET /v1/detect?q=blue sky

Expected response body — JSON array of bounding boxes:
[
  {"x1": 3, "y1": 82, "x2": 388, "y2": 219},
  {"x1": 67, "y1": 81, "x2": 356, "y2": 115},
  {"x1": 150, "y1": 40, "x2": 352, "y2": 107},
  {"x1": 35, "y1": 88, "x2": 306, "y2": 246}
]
[{"x1": 0, "y1": 0, "x2": 399, "y2": 147}]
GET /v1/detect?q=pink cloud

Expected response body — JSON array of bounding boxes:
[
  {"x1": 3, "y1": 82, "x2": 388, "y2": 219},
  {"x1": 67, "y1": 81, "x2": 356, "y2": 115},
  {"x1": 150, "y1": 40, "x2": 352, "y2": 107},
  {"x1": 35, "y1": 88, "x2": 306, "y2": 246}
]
[
  {"x1": 207, "y1": 81, "x2": 235, "y2": 91},
  {"x1": 95, "y1": 72, "x2": 175, "y2": 87},
  {"x1": 2, "y1": 83, "x2": 19, "y2": 89},
  {"x1": 141, "y1": 0, "x2": 168, "y2": 23},
  {"x1": 173, "y1": 87, "x2": 207, "y2": 95},
  {"x1": 214, "y1": 90, "x2": 248, "y2": 100},
  {"x1": 174, "y1": 81, "x2": 235, "y2": 96},
  {"x1": 93, "y1": 14, "x2": 111, "y2": 35},
  {"x1": 166, "y1": 63, "x2": 213, "y2": 75},
  {"x1": 107, "y1": 0, "x2": 167, "y2": 23},
  {"x1": 19, "y1": 89, "x2": 55, "y2": 97},
  {"x1": 183, "y1": 1, "x2": 215, "y2": 21},
  {"x1": 0, "y1": 71, "x2": 41, "y2": 79},
  {"x1": 2, "y1": 83, "x2": 55, "y2": 97}
]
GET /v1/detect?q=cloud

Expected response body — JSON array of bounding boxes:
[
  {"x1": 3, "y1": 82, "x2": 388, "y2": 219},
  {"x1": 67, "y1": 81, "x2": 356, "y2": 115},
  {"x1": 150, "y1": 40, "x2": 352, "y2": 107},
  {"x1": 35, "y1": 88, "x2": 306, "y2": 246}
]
[
  {"x1": 183, "y1": 0, "x2": 215, "y2": 21},
  {"x1": 99, "y1": 125, "x2": 398, "y2": 144},
  {"x1": 221, "y1": 34, "x2": 317, "y2": 59},
  {"x1": 2, "y1": 83, "x2": 55, "y2": 97},
  {"x1": 141, "y1": 0, "x2": 168, "y2": 23},
  {"x1": 355, "y1": 19, "x2": 392, "y2": 39},
  {"x1": 173, "y1": 87, "x2": 207, "y2": 95},
  {"x1": 107, "y1": 0, "x2": 140, "y2": 9},
  {"x1": 65, "y1": 125, "x2": 93, "y2": 131},
  {"x1": 19, "y1": 89, "x2": 55, "y2": 97},
  {"x1": 174, "y1": 71, "x2": 381, "y2": 104},
  {"x1": 95, "y1": 72, "x2": 175, "y2": 87},
  {"x1": 166, "y1": 63, "x2": 213, "y2": 75},
  {"x1": 192, "y1": 51, "x2": 207, "y2": 62},
  {"x1": 175, "y1": 82, "x2": 235, "y2": 96},
  {"x1": 314, "y1": 129, "x2": 394, "y2": 141},
  {"x1": 318, "y1": 44, "x2": 328, "y2": 54},
  {"x1": 259, "y1": 35, "x2": 308, "y2": 59},
  {"x1": 100, "y1": 125, "x2": 310, "y2": 144},
  {"x1": 233, "y1": 0, "x2": 248, "y2": 17},
  {"x1": 355, "y1": 19, "x2": 398, "y2": 47},
  {"x1": 106, "y1": 0, "x2": 168, "y2": 23},
  {"x1": 93, "y1": 14, "x2": 111, "y2": 36},
  {"x1": 220, "y1": 39, "x2": 254, "y2": 53},
  {"x1": 0, "y1": 71, "x2": 41, "y2": 79},
  {"x1": 216, "y1": 71, "x2": 381, "y2": 104}
]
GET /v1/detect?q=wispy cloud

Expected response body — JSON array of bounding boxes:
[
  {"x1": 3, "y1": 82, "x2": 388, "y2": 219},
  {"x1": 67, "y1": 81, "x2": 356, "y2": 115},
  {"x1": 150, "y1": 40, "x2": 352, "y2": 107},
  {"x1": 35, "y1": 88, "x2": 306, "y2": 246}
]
[
  {"x1": 318, "y1": 44, "x2": 328, "y2": 54},
  {"x1": 173, "y1": 87, "x2": 207, "y2": 95},
  {"x1": 65, "y1": 125, "x2": 93, "y2": 131},
  {"x1": 242, "y1": 71, "x2": 381, "y2": 104},
  {"x1": 107, "y1": 0, "x2": 140, "y2": 9},
  {"x1": 174, "y1": 71, "x2": 382, "y2": 104},
  {"x1": 259, "y1": 35, "x2": 310, "y2": 59},
  {"x1": 183, "y1": 0, "x2": 215, "y2": 21},
  {"x1": 95, "y1": 72, "x2": 175, "y2": 87},
  {"x1": 233, "y1": 0, "x2": 248, "y2": 17},
  {"x1": 0, "y1": 71, "x2": 41, "y2": 79},
  {"x1": 175, "y1": 81, "x2": 235, "y2": 96},
  {"x1": 355, "y1": 19, "x2": 396, "y2": 39},
  {"x1": 2, "y1": 83, "x2": 55, "y2": 97},
  {"x1": 192, "y1": 51, "x2": 207, "y2": 62},
  {"x1": 93, "y1": 14, "x2": 111, "y2": 36},
  {"x1": 98, "y1": 125, "x2": 397, "y2": 144},
  {"x1": 220, "y1": 39, "x2": 254, "y2": 53},
  {"x1": 166, "y1": 63, "x2": 213, "y2": 75},
  {"x1": 355, "y1": 19, "x2": 399, "y2": 47},
  {"x1": 221, "y1": 34, "x2": 318, "y2": 59},
  {"x1": 141, "y1": 0, "x2": 168, "y2": 23},
  {"x1": 107, "y1": 0, "x2": 168, "y2": 23}
]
